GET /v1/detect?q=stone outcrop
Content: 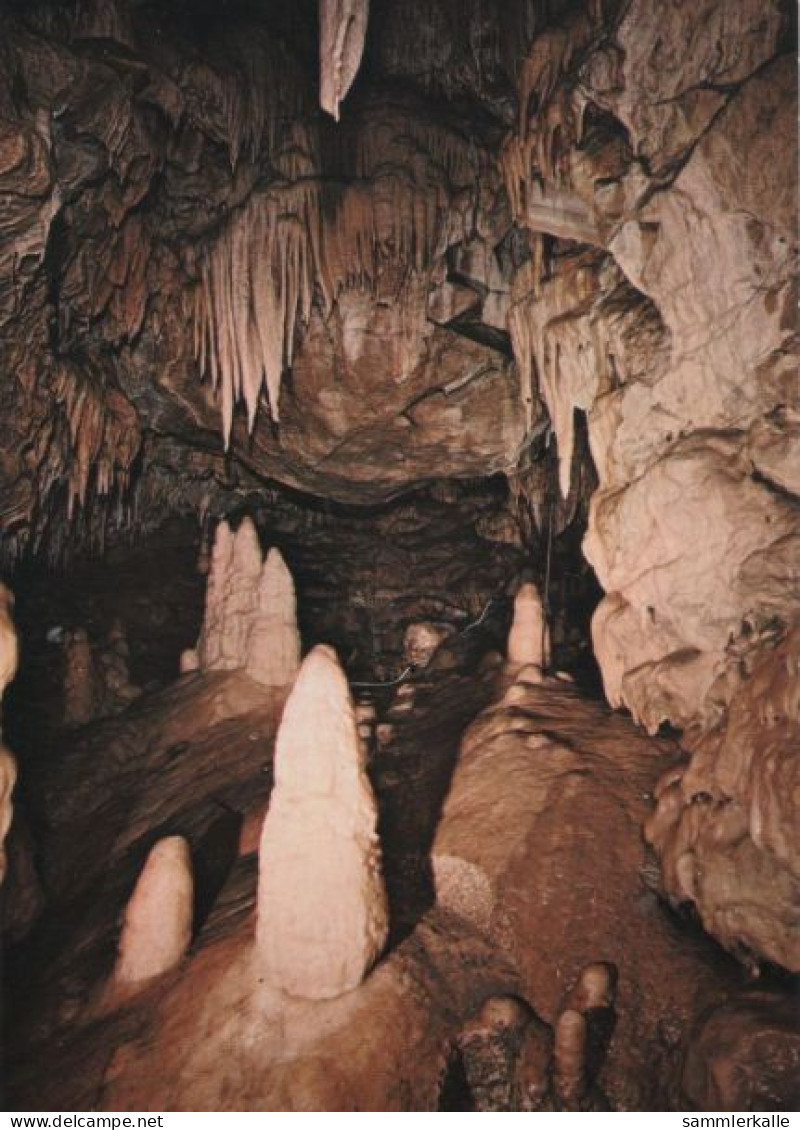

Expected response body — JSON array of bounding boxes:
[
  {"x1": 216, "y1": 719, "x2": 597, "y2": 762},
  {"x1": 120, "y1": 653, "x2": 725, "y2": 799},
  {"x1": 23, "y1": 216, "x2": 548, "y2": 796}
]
[
  {"x1": 113, "y1": 836, "x2": 194, "y2": 987},
  {"x1": 188, "y1": 519, "x2": 301, "y2": 692},
  {"x1": 256, "y1": 644, "x2": 388, "y2": 999},
  {"x1": 646, "y1": 626, "x2": 800, "y2": 971}
]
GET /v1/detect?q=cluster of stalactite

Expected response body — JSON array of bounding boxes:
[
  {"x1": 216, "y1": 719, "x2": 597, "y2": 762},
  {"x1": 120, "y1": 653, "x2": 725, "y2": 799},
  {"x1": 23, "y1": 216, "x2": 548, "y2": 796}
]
[
  {"x1": 193, "y1": 106, "x2": 485, "y2": 442},
  {"x1": 500, "y1": 5, "x2": 607, "y2": 244}
]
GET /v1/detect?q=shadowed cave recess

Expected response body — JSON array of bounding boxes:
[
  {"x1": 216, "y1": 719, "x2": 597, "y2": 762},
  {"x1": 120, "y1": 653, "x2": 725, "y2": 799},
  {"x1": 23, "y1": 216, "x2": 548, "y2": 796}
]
[{"x1": 0, "y1": 0, "x2": 798, "y2": 1113}]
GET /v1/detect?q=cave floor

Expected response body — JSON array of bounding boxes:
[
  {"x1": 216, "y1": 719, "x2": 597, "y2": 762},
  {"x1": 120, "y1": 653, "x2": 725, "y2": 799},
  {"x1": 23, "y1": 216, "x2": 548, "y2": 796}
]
[{"x1": 4, "y1": 643, "x2": 777, "y2": 1111}]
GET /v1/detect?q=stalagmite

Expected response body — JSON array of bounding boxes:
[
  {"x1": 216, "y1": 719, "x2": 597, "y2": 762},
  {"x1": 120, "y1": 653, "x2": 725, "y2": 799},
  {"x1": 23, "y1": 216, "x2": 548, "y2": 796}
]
[
  {"x1": 192, "y1": 520, "x2": 300, "y2": 694},
  {"x1": 456, "y1": 995, "x2": 537, "y2": 1111},
  {"x1": 256, "y1": 644, "x2": 388, "y2": 999},
  {"x1": 319, "y1": 0, "x2": 370, "y2": 121},
  {"x1": 62, "y1": 629, "x2": 101, "y2": 727},
  {"x1": 0, "y1": 745, "x2": 17, "y2": 886},
  {"x1": 0, "y1": 584, "x2": 18, "y2": 885},
  {"x1": 554, "y1": 1009, "x2": 588, "y2": 1110},
  {"x1": 507, "y1": 582, "x2": 551, "y2": 669},
  {"x1": 113, "y1": 836, "x2": 194, "y2": 987},
  {"x1": 0, "y1": 584, "x2": 19, "y2": 702}
]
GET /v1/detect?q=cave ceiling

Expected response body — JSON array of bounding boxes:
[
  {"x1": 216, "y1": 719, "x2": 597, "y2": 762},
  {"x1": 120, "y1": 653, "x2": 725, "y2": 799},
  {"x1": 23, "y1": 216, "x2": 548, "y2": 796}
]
[{"x1": 0, "y1": 0, "x2": 569, "y2": 560}]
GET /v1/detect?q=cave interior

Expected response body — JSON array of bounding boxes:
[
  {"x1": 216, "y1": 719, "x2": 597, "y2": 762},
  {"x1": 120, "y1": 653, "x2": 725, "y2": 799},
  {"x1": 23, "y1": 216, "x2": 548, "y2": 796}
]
[{"x1": 0, "y1": 0, "x2": 798, "y2": 1113}]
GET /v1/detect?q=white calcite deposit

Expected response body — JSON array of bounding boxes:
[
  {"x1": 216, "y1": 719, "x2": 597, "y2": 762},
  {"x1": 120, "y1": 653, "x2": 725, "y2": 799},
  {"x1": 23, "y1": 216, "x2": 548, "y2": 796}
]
[
  {"x1": 189, "y1": 519, "x2": 300, "y2": 692},
  {"x1": 507, "y1": 582, "x2": 551, "y2": 670},
  {"x1": 114, "y1": 836, "x2": 194, "y2": 986},
  {"x1": 256, "y1": 644, "x2": 388, "y2": 999}
]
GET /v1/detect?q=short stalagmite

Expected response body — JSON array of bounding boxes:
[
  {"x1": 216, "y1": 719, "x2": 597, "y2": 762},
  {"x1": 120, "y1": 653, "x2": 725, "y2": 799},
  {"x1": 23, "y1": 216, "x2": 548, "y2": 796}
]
[
  {"x1": 113, "y1": 836, "x2": 194, "y2": 986},
  {"x1": 507, "y1": 582, "x2": 551, "y2": 669},
  {"x1": 256, "y1": 644, "x2": 388, "y2": 999}
]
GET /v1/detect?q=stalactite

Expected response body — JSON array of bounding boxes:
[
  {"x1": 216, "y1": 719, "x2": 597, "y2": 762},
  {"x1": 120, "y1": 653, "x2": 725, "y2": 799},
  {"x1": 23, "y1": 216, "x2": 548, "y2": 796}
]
[
  {"x1": 508, "y1": 255, "x2": 601, "y2": 499},
  {"x1": 50, "y1": 363, "x2": 141, "y2": 518},
  {"x1": 194, "y1": 167, "x2": 452, "y2": 442},
  {"x1": 319, "y1": 0, "x2": 370, "y2": 121},
  {"x1": 501, "y1": 10, "x2": 600, "y2": 244}
]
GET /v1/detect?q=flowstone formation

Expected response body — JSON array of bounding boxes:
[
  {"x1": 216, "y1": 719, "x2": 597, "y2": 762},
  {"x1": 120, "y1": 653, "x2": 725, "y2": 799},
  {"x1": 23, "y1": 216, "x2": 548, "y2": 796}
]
[
  {"x1": 502, "y1": 0, "x2": 798, "y2": 745},
  {"x1": 185, "y1": 519, "x2": 301, "y2": 693},
  {"x1": 646, "y1": 626, "x2": 800, "y2": 972},
  {"x1": 257, "y1": 644, "x2": 388, "y2": 999}
]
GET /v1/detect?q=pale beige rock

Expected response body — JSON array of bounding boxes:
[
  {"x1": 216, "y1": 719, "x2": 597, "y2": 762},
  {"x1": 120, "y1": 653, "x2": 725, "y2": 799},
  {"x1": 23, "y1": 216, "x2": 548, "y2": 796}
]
[
  {"x1": 195, "y1": 520, "x2": 300, "y2": 693},
  {"x1": 646, "y1": 628, "x2": 800, "y2": 971},
  {"x1": 507, "y1": 583, "x2": 551, "y2": 669},
  {"x1": 319, "y1": 0, "x2": 370, "y2": 120},
  {"x1": 354, "y1": 701, "x2": 376, "y2": 724},
  {"x1": 587, "y1": 436, "x2": 799, "y2": 734},
  {"x1": 504, "y1": 0, "x2": 798, "y2": 749},
  {"x1": 0, "y1": 584, "x2": 18, "y2": 886},
  {"x1": 0, "y1": 584, "x2": 18, "y2": 703},
  {"x1": 245, "y1": 548, "x2": 301, "y2": 688},
  {"x1": 179, "y1": 648, "x2": 199, "y2": 674},
  {"x1": 114, "y1": 836, "x2": 194, "y2": 986},
  {"x1": 256, "y1": 644, "x2": 388, "y2": 999}
]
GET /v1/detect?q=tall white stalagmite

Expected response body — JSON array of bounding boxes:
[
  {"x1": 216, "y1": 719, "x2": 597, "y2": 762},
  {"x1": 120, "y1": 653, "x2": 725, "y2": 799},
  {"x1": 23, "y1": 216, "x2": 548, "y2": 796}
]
[
  {"x1": 319, "y1": 0, "x2": 370, "y2": 120},
  {"x1": 190, "y1": 519, "x2": 301, "y2": 694},
  {"x1": 246, "y1": 547, "x2": 301, "y2": 688},
  {"x1": 256, "y1": 644, "x2": 388, "y2": 999},
  {"x1": 113, "y1": 836, "x2": 194, "y2": 986},
  {"x1": 507, "y1": 582, "x2": 551, "y2": 669}
]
